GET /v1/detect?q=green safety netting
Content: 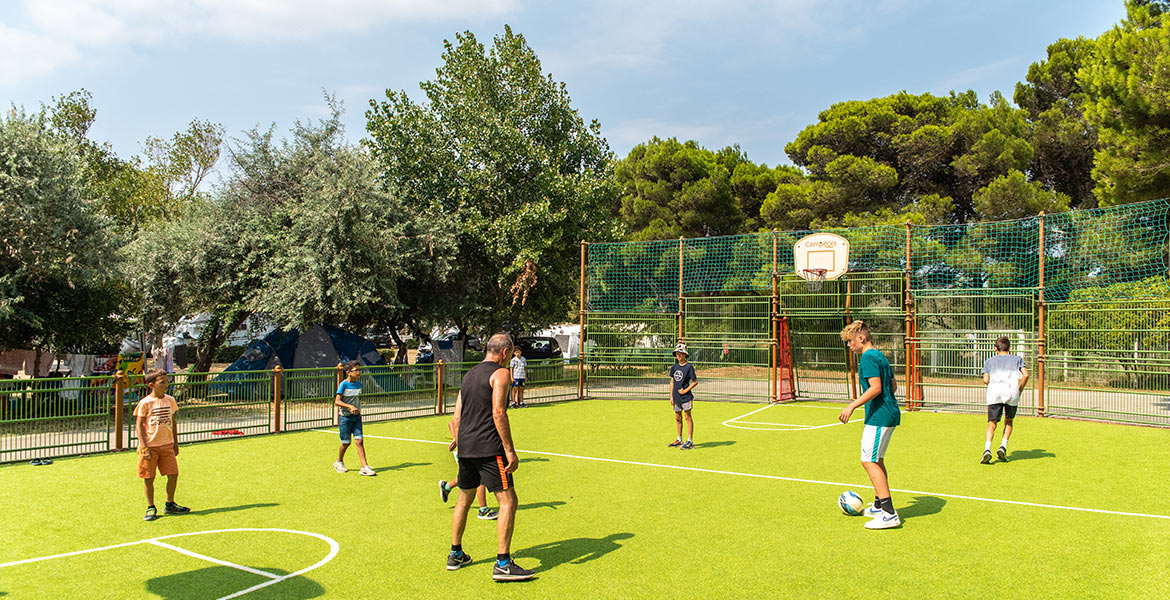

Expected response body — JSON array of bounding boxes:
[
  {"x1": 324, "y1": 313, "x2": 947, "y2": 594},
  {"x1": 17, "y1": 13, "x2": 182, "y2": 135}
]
[{"x1": 586, "y1": 199, "x2": 1169, "y2": 311}]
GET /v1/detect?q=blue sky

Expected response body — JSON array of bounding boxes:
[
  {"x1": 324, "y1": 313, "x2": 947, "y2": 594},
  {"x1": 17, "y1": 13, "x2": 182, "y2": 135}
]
[{"x1": 0, "y1": 1, "x2": 1127, "y2": 173}]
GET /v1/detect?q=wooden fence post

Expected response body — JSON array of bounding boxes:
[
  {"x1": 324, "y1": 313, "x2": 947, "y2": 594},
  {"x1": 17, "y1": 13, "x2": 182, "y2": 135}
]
[
  {"x1": 1037, "y1": 211, "x2": 1047, "y2": 417},
  {"x1": 436, "y1": 360, "x2": 446, "y2": 414},
  {"x1": 272, "y1": 365, "x2": 283, "y2": 433},
  {"x1": 114, "y1": 370, "x2": 126, "y2": 451}
]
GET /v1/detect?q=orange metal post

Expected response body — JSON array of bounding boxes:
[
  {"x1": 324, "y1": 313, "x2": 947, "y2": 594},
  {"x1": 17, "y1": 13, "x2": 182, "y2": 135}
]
[
  {"x1": 272, "y1": 365, "x2": 283, "y2": 433},
  {"x1": 334, "y1": 362, "x2": 344, "y2": 426},
  {"x1": 1037, "y1": 211, "x2": 1047, "y2": 417},
  {"x1": 677, "y1": 237, "x2": 685, "y2": 342},
  {"x1": 114, "y1": 370, "x2": 126, "y2": 451},
  {"x1": 579, "y1": 240, "x2": 587, "y2": 401},
  {"x1": 771, "y1": 230, "x2": 779, "y2": 403},
  {"x1": 845, "y1": 279, "x2": 858, "y2": 401},
  {"x1": 436, "y1": 360, "x2": 446, "y2": 414},
  {"x1": 904, "y1": 220, "x2": 916, "y2": 410}
]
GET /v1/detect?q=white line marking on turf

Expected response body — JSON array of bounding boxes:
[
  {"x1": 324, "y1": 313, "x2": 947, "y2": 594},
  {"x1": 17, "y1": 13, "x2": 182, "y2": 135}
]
[
  {"x1": 721, "y1": 403, "x2": 860, "y2": 430},
  {"x1": 311, "y1": 429, "x2": 1170, "y2": 521},
  {"x1": 147, "y1": 540, "x2": 280, "y2": 579},
  {"x1": 0, "y1": 528, "x2": 340, "y2": 600}
]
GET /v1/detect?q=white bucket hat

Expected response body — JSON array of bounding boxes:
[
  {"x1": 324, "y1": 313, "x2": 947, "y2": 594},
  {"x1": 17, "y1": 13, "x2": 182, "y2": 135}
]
[{"x1": 673, "y1": 343, "x2": 688, "y2": 356}]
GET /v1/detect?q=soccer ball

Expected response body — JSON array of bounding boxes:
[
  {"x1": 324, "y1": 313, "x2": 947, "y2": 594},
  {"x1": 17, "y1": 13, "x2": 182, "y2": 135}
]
[{"x1": 838, "y1": 491, "x2": 864, "y2": 516}]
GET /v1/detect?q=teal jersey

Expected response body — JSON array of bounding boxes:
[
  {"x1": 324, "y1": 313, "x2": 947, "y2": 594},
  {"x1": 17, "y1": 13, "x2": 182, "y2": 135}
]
[{"x1": 858, "y1": 349, "x2": 900, "y2": 427}]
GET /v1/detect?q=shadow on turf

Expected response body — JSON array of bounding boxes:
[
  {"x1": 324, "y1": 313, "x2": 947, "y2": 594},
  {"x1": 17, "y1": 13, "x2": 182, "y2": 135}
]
[
  {"x1": 520, "y1": 533, "x2": 634, "y2": 572},
  {"x1": 898, "y1": 496, "x2": 946, "y2": 520},
  {"x1": 373, "y1": 461, "x2": 431, "y2": 473},
  {"x1": 518, "y1": 501, "x2": 567, "y2": 511},
  {"x1": 691, "y1": 440, "x2": 735, "y2": 449},
  {"x1": 187, "y1": 503, "x2": 279, "y2": 517},
  {"x1": 1003, "y1": 448, "x2": 1055, "y2": 462},
  {"x1": 146, "y1": 566, "x2": 323, "y2": 599}
]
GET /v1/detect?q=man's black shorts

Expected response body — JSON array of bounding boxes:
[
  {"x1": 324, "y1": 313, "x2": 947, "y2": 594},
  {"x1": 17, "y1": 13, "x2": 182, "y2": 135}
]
[
  {"x1": 457, "y1": 455, "x2": 513, "y2": 493},
  {"x1": 987, "y1": 403, "x2": 1018, "y2": 422}
]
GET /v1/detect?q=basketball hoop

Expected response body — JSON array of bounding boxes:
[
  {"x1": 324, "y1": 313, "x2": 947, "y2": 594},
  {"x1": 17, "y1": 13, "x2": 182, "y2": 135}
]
[{"x1": 802, "y1": 268, "x2": 828, "y2": 292}]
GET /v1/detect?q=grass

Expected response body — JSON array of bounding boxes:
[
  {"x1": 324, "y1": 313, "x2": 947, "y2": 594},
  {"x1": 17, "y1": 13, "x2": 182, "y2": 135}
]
[{"x1": 2, "y1": 398, "x2": 1169, "y2": 599}]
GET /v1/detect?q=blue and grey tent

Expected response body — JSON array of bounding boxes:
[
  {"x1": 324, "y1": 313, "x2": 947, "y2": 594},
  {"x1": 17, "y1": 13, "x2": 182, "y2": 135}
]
[{"x1": 212, "y1": 324, "x2": 406, "y2": 397}]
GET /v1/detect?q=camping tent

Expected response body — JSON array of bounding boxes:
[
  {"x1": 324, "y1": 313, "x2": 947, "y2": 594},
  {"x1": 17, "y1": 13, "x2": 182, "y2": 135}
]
[{"x1": 213, "y1": 325, "x2": 406, "y2": 397}]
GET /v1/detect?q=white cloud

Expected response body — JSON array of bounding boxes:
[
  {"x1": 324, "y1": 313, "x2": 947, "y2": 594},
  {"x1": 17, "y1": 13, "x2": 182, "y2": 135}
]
[{"x1": 1, "y1": 0, "x2": 518, "y2": 84}]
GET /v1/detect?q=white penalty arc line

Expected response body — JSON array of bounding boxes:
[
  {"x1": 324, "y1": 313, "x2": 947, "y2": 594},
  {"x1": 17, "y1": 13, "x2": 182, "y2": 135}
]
[
  {"x1": 0, "y1": 528, "x2": 340, "y2": 600},
  {"x1": 310, "y1": 429, "x2": 1170, "y2": 521}
]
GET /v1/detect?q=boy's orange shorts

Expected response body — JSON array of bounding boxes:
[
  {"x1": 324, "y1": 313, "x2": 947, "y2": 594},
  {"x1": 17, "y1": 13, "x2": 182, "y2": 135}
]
[{"x1": 137, "y1": 445, "x2": 178, "y2": 478}]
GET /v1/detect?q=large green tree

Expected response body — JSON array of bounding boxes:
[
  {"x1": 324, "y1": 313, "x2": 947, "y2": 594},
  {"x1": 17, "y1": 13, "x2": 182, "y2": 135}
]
[
  {"x1": 1080, "y1": 0, "x2": 1170, "y2": 205},
  {"x1": 0, "y1": 108, "x2": 127, "y2": 369},
  {"x1": 366, "y1": 26, "x2": 619, "y2": 336}
]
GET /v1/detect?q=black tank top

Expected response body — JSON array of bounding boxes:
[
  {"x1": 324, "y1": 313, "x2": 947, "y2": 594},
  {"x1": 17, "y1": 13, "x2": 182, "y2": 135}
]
[{"x1": 457, "y1": 361, "x2": 506, "y2": 458}]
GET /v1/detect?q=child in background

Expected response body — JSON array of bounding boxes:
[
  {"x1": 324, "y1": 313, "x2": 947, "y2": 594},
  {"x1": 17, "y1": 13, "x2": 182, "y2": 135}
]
[
  {"x1": 135, "y1": 369, "x2": 190, "y2": 521},
  {"x1": 668, "y1": 343, "x2": 697, "y2": 450},
  {"x1": 439, "y1": 419, "x2": 498, "y2": 520},
  {"x1": 981, "y1": 336, "x2": 1029, "y2": 463},
  {"x1": 510, "y1": 347, "x2": 527, "y2": 408},
  {"x1": 334, "y1": 360, "x2": 375, "y2": 476}
]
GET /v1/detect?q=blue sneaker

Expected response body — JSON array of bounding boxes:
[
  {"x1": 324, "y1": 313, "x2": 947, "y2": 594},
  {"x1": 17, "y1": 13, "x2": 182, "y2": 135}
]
[
  {"x1": 439, "y1": 480, "x2": 451, "y2": 503},
  {"x1": 680, "y1": 440, "x2": 694, "y2": 450}
]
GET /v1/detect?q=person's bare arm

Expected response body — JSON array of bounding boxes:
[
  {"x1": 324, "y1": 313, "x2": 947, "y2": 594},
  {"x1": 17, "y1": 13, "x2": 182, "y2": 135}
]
[
  {"x1": 983, "y1": 373, "x2": 990, "y2": 385},
  {"x1": 839, "y1": 377, "x2": 881, "y2": 423},
  {"x1": 1019, "y1": 366, "x2": 1030, "y2": 390},
  {"x1": 136, "y1": 414, "x2": 150, "y2": 459},
  {"x1": 334, "y1": 392, "x2": 359, "y2": 414},
  {"x1": 172, "y1": 403, "x2": 179, "y2": 456},
  {"x1": 490, "y1": 368, "x2": 519, "y2": 473},
  {"x1": 449, "y1": 393, "x2": 462, "y2": 451}
]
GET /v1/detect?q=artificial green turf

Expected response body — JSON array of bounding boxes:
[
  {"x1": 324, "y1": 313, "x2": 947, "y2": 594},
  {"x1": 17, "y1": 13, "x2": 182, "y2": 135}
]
[{"x1": 2, "y1": 399, "x2": 1169, "y2": 599}]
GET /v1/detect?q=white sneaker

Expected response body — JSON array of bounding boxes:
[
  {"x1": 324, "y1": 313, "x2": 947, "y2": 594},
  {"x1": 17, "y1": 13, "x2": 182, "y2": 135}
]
[
  {"x1": 333, "y1": 461, "x2": 348, "y2": 473},
  {"x1": 359, "y1": 465, "x2": 376, "y2": 476},
  {"x1": 864, "y1": 503, "x2": 883, "y2": 517},
  {"x1": 864, "y1": 511, "x2": 902, "y2": 529}
]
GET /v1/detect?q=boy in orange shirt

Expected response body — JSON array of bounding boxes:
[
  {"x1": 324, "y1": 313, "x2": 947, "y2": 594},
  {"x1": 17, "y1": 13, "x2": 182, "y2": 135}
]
[{"x1": 135, "y1": 368, "x2": 191, "y2": 521}]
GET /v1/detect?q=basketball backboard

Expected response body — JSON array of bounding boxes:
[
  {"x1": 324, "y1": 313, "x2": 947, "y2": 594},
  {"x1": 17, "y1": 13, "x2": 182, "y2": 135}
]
[{"x1": 794, "y1": 232, "x2": 849, "y2": 280}]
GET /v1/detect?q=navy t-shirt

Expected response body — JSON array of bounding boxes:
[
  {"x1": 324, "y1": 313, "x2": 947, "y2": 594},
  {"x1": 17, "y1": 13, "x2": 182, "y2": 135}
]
[{"x1": 669, "y1": 362, "x2": 697, "y2": 404}]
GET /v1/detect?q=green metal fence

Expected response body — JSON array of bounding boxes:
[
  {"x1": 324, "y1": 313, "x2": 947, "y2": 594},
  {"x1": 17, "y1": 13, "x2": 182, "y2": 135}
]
[
  {"x1": 581, "y1": 199, "x2": 1170, "y2": 428},
  {"x1": 0, "y1": 376, "x2": 115, "y2": 463}
]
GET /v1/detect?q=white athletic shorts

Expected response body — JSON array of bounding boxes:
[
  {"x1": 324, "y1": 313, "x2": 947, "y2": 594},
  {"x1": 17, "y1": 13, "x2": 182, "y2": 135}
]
[
  {"x1": 986, "y1": 382, "x2": 1021, "y2": 406},
  {"x1": 859, "y1": 424, "x2": 895, "y2": 463}
]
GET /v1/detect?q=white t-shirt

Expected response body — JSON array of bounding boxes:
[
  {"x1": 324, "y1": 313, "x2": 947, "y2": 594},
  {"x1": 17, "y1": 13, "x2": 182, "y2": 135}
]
[
  {"x1": 510, "y1": 356, "x2": 527, "y2": 380},
  {"x1": 982, "y1": 354, "x2": 1025, "y2": 406}
]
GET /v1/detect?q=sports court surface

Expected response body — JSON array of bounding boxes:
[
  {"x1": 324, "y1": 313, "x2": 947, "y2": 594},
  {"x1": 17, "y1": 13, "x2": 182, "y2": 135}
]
[{"x1": 3, "y1": 399, "x2": 1168, "y2": 599}]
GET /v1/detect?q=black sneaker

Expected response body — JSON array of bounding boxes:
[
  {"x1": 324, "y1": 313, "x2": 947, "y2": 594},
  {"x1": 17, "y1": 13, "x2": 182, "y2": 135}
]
[
  {"x1": 440, "y1": 480, "x2": 451, "y2": 503},
  {"x1": 144, "y1": 506, "x2": 158, "y2": 521},
  {"x1": 447, "y1": 551, "x2": 472, "y2": 571},
  {"x1": 981, "y1": 450, "x2": 992, "y2": 464},
  {"x1": 680, "y1": 440, "x2": 694, "y2": 450},
  {"x1": 667, "y1": 440, "x2": 682, "y2": 447},
  {"x1": 997, "y1": 446, "x2": 1008, "y2": 462},
  {"x1": 164, "y1": 501, "x2": 190, "y2": 515},
  {"x1": 492, "y1": 559, "x2": 535, "y2": 581},
  {"x1": 477, "y1": 507, "x2": 499, "y2": 520}
]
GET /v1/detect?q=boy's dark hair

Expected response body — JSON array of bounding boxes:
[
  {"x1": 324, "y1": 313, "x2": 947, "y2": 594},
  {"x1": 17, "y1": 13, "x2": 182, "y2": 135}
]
[
  {"x1": 995, "y1": 336, "x2": 1011, "y2": 352},
  {"x1": 144, "y1": 368, "x2": 167, "y2": 385},
  {"x1": 345, "y1": 360, "x2": 362, "y2": 372}
]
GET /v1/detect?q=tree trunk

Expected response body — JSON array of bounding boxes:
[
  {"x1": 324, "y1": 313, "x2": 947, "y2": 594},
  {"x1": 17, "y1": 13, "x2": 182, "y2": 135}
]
[
  {"x1": 388, "y1": 326, "x2": 409, "y2": 365},
  {"x1": 190, "y1": 312, "x2": 249, "y2": 374}
]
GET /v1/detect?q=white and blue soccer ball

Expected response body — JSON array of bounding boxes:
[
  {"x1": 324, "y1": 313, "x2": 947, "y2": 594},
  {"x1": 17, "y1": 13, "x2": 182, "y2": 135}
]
[{"x1": 838, "y1": 490, "x2": 864, "y2": 516}]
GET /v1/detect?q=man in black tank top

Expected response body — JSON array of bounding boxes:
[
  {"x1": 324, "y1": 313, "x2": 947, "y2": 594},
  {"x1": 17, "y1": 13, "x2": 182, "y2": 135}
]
[{"x1": 446, "y1": 333, "x2": 534, "y2": 581}]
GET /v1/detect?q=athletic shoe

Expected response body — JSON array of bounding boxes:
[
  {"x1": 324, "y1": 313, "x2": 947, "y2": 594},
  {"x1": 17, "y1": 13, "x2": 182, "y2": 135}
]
[
  {"x1": 29, "y1": 459, "x2": 43, "y2": 466},
  {"x1": 864, "y1": 511, "x2": 901, "y2": 529},
  {"x1": 492, "y1": 559, "x2": 535, "y2": 581},
  {"x1": 667, "y1": 440, "x2": 682, "y2": 447},
  {"x1": 997, "y1": 446, "x2": 1008, "y2": 462},
  {"x1": 40, "y1": 459, "x2": 52, "y2": 465},
  {"x1": 164, "y1": 501, "x2": 190, "y2": 515},
  {"x1": 864, "y1": 503, "x2": 883, "y2": 518},
  {"x1": 440, "y1": 480, "x2": 451, "y2": 503},
  {"x1": 447, "y1": 551, "x2": 472, "y2": 571},
  {"x1": 359, "y1": 465, "x2": 376, "y2": 476},
  {"x1": 477, "y1": 507, "x2": 499, "y2": 520},
  {"x1": 333, "y1": 460, "x2": 348, "y2": 473},
  {"x1": 981, "y1": 450, "x2": 992, "y2": 464},
  {"x1": 144, "y1": 506, "x2": 158, "y2": 521},
  {"x1": 680, "y1": 440, "x2": 694, "y2": 450}
]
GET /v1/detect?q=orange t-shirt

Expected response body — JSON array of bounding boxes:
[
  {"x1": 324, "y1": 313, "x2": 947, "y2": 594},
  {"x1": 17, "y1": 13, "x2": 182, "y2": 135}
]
[{"x1": 134, "y1": 394, "x2": 178, "y2": 448}]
